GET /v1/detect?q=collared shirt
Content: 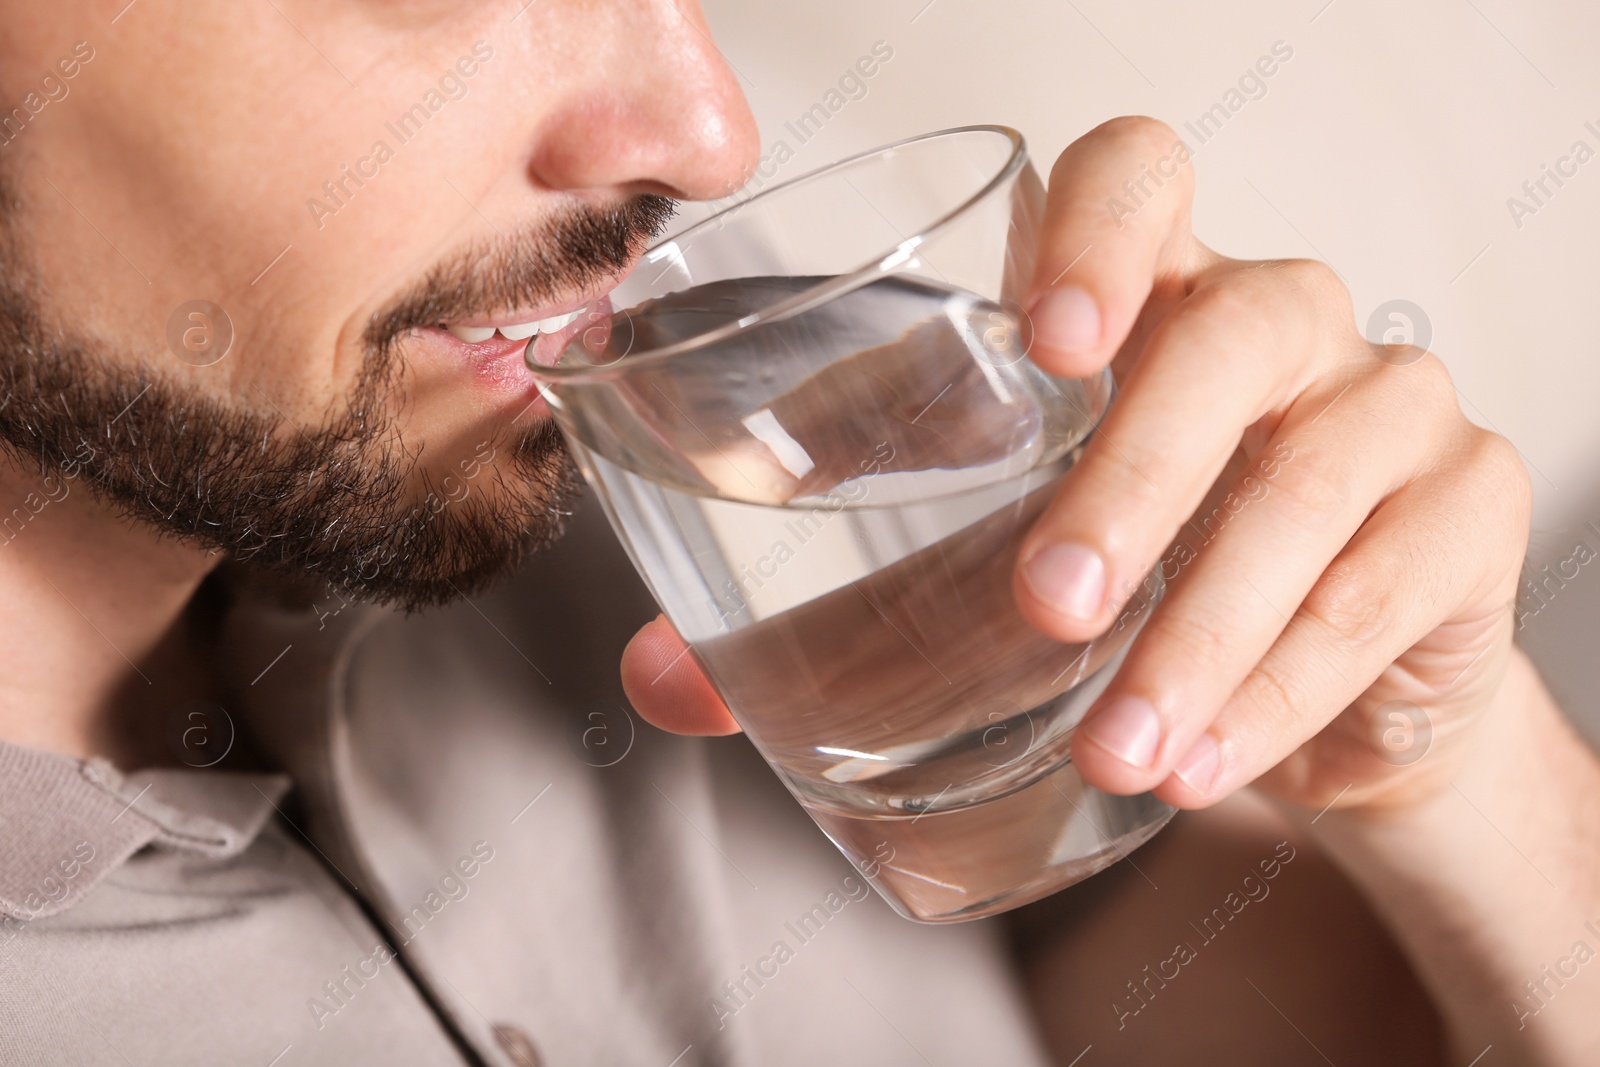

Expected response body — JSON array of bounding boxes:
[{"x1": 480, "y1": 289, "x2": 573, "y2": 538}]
[{"x1": 0, "y1": 503, "x2": 1052, "y2": 1066}]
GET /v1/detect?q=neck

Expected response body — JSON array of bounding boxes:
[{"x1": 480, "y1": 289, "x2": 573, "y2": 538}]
[{"x1": 0, "y1": 456, "x2": 220, "y2": 768}]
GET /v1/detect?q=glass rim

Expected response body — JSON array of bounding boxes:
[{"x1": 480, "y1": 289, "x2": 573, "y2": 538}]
[{"x1": 527, "y1": 123, "x2": 1029, "y2": 382}]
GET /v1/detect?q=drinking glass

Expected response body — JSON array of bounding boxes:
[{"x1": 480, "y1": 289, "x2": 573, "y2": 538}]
[{"x1": 527, "y1": 125, "x2": 1174, "y2": 923}]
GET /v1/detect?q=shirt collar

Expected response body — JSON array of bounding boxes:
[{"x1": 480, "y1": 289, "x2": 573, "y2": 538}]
[
  {"x1": 0, "y1": 740, "x2": 290, "y2": 922},
  {"x1": 0, "y1": 576, "x2": 389, "y2": 925}
]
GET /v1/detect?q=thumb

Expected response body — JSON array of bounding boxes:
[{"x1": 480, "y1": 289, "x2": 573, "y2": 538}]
[{"x1": 621, "y1": 615, "x2": 742, "y2": 736}]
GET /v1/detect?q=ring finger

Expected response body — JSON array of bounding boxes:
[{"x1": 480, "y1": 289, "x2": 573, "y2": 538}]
[{"x1": 1068, "y1": 356, "x2": 1456, "y2": 794}]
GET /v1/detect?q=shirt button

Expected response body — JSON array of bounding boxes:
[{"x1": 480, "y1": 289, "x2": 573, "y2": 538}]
[{"x1": 492, "y1": 1023, "x2": 543, "y2": 1067}]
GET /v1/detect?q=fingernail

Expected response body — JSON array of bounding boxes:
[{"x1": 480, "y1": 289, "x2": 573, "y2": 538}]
[
  {"x1": 1081, "y1": 695, "x2": 1161, "y2": 769},
  {"x1": 1028, "y1": 284, "x2": 1102, "y2": 354},
  {"x1": 1173, "y1": 733, "x2": 1221, "y2": 794},
  {"x1": 1023, "y1": 542, "x2": 1105, "y2": 622}
]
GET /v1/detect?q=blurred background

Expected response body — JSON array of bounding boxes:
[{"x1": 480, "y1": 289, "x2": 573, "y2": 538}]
[{"x1": 698, "y1": 0, "x2": 1600, "y2": 740}]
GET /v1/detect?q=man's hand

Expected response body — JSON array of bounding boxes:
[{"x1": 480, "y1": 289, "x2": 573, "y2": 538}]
[{"x1": 621, "y1": 115, "x2": 1532, "y2": 819}]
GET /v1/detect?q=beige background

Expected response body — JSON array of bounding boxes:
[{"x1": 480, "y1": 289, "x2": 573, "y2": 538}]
[{"x1": 698, "y1": 0, "x2": 1600, "y2": 734}]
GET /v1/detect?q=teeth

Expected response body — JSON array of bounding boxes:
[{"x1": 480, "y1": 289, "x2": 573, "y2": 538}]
[
  {"x1": 447, "y1": 324, "x2": 496, "y2": 344},
  {"x1": 535, "y1": 310, "x2": 580, "y2": 333},
  {"x1": 497, "y1": 321, "x2": 540, "y2": 341},
  {"x1": 445, "y1": 310, "x2": 584, "y2": 344}
]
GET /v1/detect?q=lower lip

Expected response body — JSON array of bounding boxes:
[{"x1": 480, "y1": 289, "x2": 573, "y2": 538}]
[{"x1": 423, "y1": 294, "x2": 615, "y2": 410}]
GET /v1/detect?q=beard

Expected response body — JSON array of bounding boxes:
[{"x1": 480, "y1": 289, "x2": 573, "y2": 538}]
[{"x1": 0, "y1": 181, "x2": 676, "y2": 610}]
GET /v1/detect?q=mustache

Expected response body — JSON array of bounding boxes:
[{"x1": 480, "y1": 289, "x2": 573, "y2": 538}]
[{"x1": 364, "y1": 193, "x2": 677, "y2": 355}]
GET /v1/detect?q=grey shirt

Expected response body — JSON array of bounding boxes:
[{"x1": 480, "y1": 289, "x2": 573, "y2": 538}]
[{"x1": 0, "y1": 504, "x2": 1052, "y2": 1066}]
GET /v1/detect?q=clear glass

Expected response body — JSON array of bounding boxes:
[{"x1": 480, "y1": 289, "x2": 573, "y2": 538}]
[{"x1": 529, "y1": 126, "x2": 1174, "y2": 923}]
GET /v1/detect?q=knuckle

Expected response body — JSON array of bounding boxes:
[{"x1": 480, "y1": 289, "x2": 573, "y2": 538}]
[
  {"x1": 1300, "y1": 558, "x2": 1396, "y2": 649},
  {"x1": 1468, "y1": 428, "x2": 1533, "y2": 544},
  {"x1": 1358, "y1": 353, "x2": 1463, "y2": 452},
  {"x1": 1079, "y1": 440, "x2": 1169, "y2": 515},
  {"x1": 1183, "y1": 273, "x2": 1259, "y2": 319},
  {"x1": 1145, "y1": 606, "x2": 1235, "y2": 671},
  {"x1": 1481, "y1": 430, "x2": 1532, "y2": 509},
  {"x1": 1236, "y1": 657, "x2": 1309, "y2": 723},
  {"x1": 1171, "y1": 279, "x2": 1277, "y2": 356},
  {"x1": 1187, "y1": 266, "x2": 1327, "y2": 375},
  {"x1": 1264, "y1": 456, "x2": 1351, "y2": 527},
  {"x1": 1400, "y1": 352, "x2": 1461, "y2": 414},
  {"x1": 1271, "y1": 258, "x2": 1350, "y2": 311},
  {"x1": 1257, "y1": 258, "x2": 1354, "y2": 337},
  {"x1": 1345, "y1": 351, "x2": 1459, "y2": 444}
]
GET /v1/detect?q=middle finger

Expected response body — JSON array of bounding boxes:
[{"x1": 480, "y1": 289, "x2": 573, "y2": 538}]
[{"x1": 1068, "y1": 353, "x2": 1458, "y2": 793}]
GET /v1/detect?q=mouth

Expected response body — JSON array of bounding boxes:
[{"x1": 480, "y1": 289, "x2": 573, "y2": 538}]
[{"x1": 417, "y1": 288, "x2": 617, "y2": 400}]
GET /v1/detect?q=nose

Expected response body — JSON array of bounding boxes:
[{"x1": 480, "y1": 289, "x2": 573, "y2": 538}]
[{"x1": 524, "y1": 0, "x2": 761, "y2": 203}]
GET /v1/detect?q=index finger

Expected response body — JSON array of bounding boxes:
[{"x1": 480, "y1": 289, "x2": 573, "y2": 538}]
[{"x1": 1024, "y1": 116, "x2": 1209, "y2": 378}]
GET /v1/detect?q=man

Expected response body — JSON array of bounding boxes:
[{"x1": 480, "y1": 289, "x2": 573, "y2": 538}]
[{"x1": 0, "y1": 2, "x2": 1595, "y2": 1065}]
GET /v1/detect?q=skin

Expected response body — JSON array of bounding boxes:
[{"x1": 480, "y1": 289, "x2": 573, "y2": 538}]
[
  {"x1": 0, "y1": 0, "x2": 756, "y2": 762},
  {"x1": 0, "y1": 2, "x2": 1596, "y2": 1062}
]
